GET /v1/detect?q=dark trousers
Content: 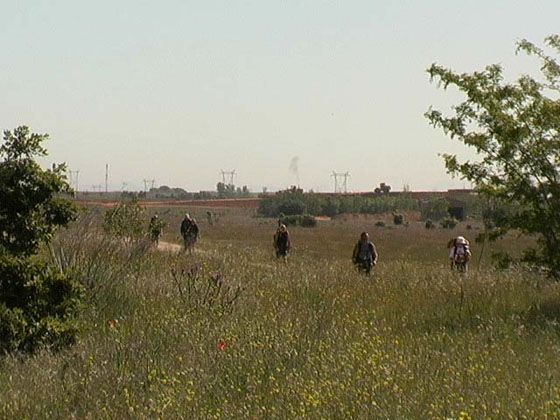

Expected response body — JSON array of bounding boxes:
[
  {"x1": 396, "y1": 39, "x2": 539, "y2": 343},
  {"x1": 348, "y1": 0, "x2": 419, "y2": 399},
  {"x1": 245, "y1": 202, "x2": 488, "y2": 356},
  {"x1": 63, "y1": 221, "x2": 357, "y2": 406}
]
[
  {"x1": 276, "y1": 248, "x2": 289, "y2": 258},
  {"x1": 356, "y1": 258, "x2": 373, "y2": 275}
]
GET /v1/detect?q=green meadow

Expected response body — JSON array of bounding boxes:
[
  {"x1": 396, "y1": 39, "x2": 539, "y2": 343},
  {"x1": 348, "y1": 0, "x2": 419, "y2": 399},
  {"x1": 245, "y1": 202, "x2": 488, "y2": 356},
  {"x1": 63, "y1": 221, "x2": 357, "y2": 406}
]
[{"x1": 1, "y1": 207, "x2": 559, "y2": 420}]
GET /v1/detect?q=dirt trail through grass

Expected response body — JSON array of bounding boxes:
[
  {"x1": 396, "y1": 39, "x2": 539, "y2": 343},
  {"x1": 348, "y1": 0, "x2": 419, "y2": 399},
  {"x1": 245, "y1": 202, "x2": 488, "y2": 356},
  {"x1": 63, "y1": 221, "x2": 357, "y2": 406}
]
[{"x1": 157, "y1": 240, "x2": 183, "y2": 252}]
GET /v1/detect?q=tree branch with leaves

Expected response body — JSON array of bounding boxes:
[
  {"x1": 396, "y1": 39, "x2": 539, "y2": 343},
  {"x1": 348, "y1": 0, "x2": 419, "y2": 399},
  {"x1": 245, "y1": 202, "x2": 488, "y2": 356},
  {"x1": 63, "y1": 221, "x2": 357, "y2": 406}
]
[{"x1": 426, "y1": 35, "x2": 560, "y2": 276}]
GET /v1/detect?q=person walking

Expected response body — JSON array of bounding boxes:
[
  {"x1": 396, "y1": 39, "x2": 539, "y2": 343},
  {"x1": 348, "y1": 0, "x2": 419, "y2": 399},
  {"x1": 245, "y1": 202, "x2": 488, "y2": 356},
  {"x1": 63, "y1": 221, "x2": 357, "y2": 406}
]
[
  {"x1": 274, "y1": 224, "x2": 291, "y2": 261},
  {"x1": 149, "y1": 213, "x2": 163, "y2": 246},
  {"x1": 449, "y1": 236, "x2": 471, "y2": 273},
  {"x1": 181, "y1": 213, "x2": 199, "y2": 252},
  {"x1": 352, "y1": 232, "x2": 379, "y2": 275}
]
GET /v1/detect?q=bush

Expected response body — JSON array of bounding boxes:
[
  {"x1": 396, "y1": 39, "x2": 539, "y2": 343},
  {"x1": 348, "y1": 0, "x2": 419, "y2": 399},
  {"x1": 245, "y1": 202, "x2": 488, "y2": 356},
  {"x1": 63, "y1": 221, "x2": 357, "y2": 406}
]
[
  {"x1": 0, "y1": 255, "x2": 83, "y2": 353},
  {"x1": 280, "y1": 215, "x2": 301, "y2": 226},
  {"x1": 440, "y1": 217, "x2": 458, "y2": 229},
  {"x1": 420, "y1": 196, "x2": 450, "y2": 221},
  {"x1": 425, "y1": 219, "x2": 435, "y2": 229},
  {"x1": 258, "y1": 191, "x2": 418, "y2": 218},
  {"x1": 279, "y1": 214, "x2": 317, "y2": 228},
  {"x1": 0, "y1": 126, "x2": 82, "y2": 354},
  {"x1": 375, "y1": 221, "x2": 386, "y2": 228},
  {"x1": 300, "y1": 214, "x2": 317, "y2": 227},
  {"x1": 278, "y1": 199, "x2": 307, "y2": 216},
  {"x1": 393, "y1": 213, "x2": 404, "y2": 225},
  {"x1": 492, "y1": 252, "x2": 514, "y2": 270},
  {"x1": 48, "y1": 212, "x2": 151, "y2": 302},
  {"x1": 103, "y1": 199, "x2": 147, "y2": 243}
]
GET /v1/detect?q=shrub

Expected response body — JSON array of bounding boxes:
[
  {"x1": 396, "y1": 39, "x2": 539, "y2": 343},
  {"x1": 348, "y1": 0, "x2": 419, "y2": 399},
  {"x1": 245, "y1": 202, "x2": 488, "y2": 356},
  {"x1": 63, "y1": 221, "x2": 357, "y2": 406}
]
[
  {"x1": 492, "y1": 252, "x2": 514, "y2": 270},
  {"x1": 393, "y1": 213, "x2": 404, "y2": 225},
  {"x1": 425, "y1": 219, "x2": 435, "y2": 229},
  {"x1": 375, "y1": 221, "x2": 386, "y2": 228},
  {"x1": 279, "y1": 214, "x2": 318, "y2": 228},
  {"x1": 170, "y1": 267, "x2": 243, "y2": 314},
  {"x1": 48, "y1": 212, "x2": 151, "y2": 302},
  {"x1": 420, "y1": 196, "x2": 450, "y2": 221},
  {"x1": 280, "y1": 215, "x2": 301, "y2": 226},
  {"x1": 300, "y1": 214, "x2": 317, "y2": 227},
  {"x1": 0, "y1": 126, "x2": 82, "y2": 354},
  {"x1": 103, "y1": 199, "x2": 147, "y2": 243},
  {"x1": 440, "y1": 217, "x2": 458, "y2": 229},
  {"x1": 0, "y1": 255, "x2": 83, "y2": 353},
  {"x1": 258, "y1": 191, "x2": 418, "y2": 218}
]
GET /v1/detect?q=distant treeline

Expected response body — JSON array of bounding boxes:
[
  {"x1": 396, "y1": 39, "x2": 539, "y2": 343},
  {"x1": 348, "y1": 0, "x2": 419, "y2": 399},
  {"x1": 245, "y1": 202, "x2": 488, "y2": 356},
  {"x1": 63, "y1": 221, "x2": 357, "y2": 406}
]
[
  {"x1": 144, "y1": 183, "x2": 252, "y2": 200},
  {"x1": 258, "y1": 190, "x2": 419, "y2": 217}
]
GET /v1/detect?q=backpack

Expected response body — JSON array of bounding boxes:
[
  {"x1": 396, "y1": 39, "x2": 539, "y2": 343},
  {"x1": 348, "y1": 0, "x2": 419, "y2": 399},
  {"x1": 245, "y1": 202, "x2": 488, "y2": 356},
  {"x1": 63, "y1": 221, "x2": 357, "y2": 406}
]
[{"x1": 454, "y1": 245, "x2": 471, "y2": 263}]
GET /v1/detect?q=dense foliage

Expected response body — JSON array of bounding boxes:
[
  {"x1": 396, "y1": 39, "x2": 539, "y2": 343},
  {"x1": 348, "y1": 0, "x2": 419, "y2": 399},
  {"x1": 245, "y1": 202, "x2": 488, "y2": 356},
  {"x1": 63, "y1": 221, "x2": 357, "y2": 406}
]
[
  {"x1": 426, "y1": 35, "x2": 560, "y2": 276},
  {"x1": 0, "y1": 126, "x2": 82, "y2": 353},
  {"x1": 279, "y1": 213, "x2": 318, "y2": 227},
  {"x1": 0, "y1": 126, "x2": 76, "y2": 256},
  {"x1": 420, "y1": 196, "x2": 450, "y2": 221},
  {"x1": 258, "y1": 190, "x2": 418, "y2": 218},
  {"x1": 216, "y1": 182, "x2": 251, "y2": 199},
  {"x1": 0, "y1": 255, "x2": 82, "y2": 353},
  {"x1": 103, "y1": 199, "x2": 148, "y2": 243}
]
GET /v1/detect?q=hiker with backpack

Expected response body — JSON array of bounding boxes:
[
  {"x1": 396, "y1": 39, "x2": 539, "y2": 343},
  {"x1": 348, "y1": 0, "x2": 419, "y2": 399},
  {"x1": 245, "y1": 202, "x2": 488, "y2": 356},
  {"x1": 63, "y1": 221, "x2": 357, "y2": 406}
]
[
  {"x1": 352, "y1": 232, "x2": 378, "y2": 275},
  {"x1": 149, "y1": 213, "x2": 164, "y2": 246},
  {"x1": 274, "y1": 224, "x2": 291, "y2": 261},
  {"x1": 449, "y1": 236, "x2": 471, "y2": 273},
  {"x1": 181, "y1": 213, "x2": 200, "y2": 252}
]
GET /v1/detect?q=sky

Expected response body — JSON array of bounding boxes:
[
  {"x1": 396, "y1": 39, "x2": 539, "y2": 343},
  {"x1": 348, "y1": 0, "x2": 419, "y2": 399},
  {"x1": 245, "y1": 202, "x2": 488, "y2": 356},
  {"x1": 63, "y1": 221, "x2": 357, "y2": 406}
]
[{"x1": 1, "y1": 0, "x2": 559, "y2": 193}]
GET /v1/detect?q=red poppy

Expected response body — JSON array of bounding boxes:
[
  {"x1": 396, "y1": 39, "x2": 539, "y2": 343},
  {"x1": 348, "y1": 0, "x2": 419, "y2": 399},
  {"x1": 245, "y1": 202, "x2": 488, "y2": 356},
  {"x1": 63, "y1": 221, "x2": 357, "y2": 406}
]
[{"x1": 219, "y1": 340, "x2": 227, "y2": 351}]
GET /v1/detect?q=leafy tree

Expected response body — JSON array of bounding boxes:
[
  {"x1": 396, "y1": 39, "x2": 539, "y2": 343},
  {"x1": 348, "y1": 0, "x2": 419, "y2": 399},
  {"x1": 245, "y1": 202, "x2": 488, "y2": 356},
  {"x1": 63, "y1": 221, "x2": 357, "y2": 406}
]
[
  {"x1": 426, "y1": 35, "x2": 560, "y2": 276},
  {"x1": 103, "y1": 199, "x2": 147, "y2": 244},
  {"x1": 0, "y1": 126, "x2": 82, "y2": 353},
  {"x1": 421, "y1": 196, "x2": 450, "y2": 221},
  {"x1": 0, "y1": 126, "x2": 76, "y2": 256},
  {"x1": 216, "y1": 182, "x2": 235, "y2": 198},
  {"x1": 440, "y1": 217, "x2": 458, "y2": 230}
]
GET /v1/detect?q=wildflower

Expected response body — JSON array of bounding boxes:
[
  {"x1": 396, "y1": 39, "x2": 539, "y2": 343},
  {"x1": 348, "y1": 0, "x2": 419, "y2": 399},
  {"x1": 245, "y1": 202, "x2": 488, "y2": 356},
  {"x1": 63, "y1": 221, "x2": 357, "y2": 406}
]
[
  {"x1": 212, "y1": 272, "x2": 225, "y2": 286},
  {"x1": 108, "y1": 319, "x2": 119, "y2": 328},
  {"x1": 219, "y1": 340, "x2": 227, "y2": 351},
  {"x1": 185, "y1": 264, "x2": 201, "y2": 278}
]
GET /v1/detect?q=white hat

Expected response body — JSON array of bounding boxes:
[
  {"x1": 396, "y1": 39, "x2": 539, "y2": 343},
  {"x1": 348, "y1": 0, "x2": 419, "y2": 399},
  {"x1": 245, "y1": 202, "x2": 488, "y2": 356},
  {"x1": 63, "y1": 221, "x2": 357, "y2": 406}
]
[{"x1": 456, "y1": 236, "x2": 467, "y2": 245}]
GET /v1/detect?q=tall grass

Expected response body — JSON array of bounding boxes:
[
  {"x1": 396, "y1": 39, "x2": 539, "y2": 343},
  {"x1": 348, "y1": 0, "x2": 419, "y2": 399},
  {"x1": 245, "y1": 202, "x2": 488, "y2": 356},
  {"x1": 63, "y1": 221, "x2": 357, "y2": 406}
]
[{"x1": 1, "y1": 209, "x2": 559, "y2": 419}]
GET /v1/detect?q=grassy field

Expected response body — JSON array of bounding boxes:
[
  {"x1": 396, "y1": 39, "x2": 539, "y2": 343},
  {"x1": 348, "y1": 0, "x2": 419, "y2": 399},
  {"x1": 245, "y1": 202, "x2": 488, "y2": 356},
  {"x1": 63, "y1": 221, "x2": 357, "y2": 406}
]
[{"x1": 1, "y1": 207, "x2": 560, "y2": 419}]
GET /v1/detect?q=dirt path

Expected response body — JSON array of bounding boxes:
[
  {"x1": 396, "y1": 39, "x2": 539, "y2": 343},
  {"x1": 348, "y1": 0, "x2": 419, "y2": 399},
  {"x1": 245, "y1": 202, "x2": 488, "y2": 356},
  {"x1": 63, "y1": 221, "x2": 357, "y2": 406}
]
[
  {"x1": 157, "y1": 240, "x2": 183, "y2": 252},
  {"x1": 156, "y1": 240, "x2": 275, "y2": 269}
]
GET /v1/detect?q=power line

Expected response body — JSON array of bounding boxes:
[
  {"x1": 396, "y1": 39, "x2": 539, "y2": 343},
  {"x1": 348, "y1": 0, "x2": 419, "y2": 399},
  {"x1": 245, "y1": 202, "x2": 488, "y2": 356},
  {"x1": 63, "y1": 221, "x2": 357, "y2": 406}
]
[
  {"x1": 69, "y1": 170, "x2": 80, "y2": 192},
  {"x1": 331, "y1": 171, "x2": 350, "y2": 193},
  {"x1": 142, "y1": 179, "x2": 156, "y2": 192},
  {"x1": 105, "y1": 164, "x2": 109, "y2": 193},
  {"x1": 220, "y1": 170, "x2": 236, "y2": 185}
]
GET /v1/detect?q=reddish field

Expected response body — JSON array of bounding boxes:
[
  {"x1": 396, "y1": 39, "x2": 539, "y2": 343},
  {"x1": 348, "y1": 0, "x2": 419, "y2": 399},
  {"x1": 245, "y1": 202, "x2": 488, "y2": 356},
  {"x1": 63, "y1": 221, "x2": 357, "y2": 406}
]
[{"x1": 78, "y1": 198, "x2": 262, "y2": 209}]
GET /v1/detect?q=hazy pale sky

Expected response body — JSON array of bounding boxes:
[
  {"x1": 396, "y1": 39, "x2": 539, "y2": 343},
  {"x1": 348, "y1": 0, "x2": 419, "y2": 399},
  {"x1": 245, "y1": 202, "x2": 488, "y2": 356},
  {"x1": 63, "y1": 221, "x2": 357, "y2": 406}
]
[{"x1": 2, "y1": 1, "x2": 559, "y2": 192}]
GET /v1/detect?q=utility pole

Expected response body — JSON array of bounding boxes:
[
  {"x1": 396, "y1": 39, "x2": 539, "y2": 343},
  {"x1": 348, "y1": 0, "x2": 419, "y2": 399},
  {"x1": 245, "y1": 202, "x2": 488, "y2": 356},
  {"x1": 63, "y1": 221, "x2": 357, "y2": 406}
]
[
  {"x1": 220, "y1": 170, "x2": 236, "y2": 186},
  {"x1": 142, "y1": 179, "x2": 155, "y2": 192},
  {"x1": 105, "y1": 164, "x2": 109, "y2": 193},
  {"x1": 331, "y1": 171, "x2": 350, "y2": 193},
  {"x1": 69, "y1": 170, "x2": 80, "y2": 192}
]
